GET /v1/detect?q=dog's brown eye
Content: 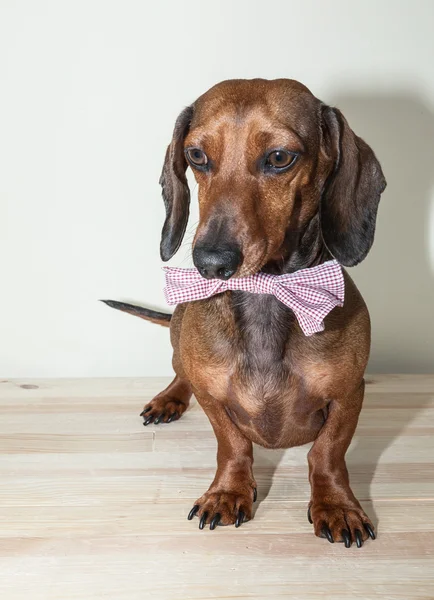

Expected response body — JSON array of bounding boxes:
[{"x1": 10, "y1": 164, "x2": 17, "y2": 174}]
[
  {"x1": 266, "y1": 150, "x2": 297, "y2": 169},
  {"x1": 186, "y1": 148, "x2": 208, "y2": 167}
]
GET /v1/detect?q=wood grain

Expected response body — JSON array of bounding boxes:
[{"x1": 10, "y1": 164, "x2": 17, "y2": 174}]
[{"x1": 0, "y1": 376, "x2": 433, "y2": 599}]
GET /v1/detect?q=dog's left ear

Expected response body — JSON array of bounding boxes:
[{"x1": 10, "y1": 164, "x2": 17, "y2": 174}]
[
  {"x1": 320, "y1": 106, "x2": 387, "y2": 267},
  {"x1": 159, "y1": 105, "x2": 194, "y2": 261}
]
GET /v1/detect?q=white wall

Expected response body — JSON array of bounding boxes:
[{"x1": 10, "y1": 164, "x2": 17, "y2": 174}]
[{"x1": 1, "y1": 0, "x2": 433, "y2": 377}]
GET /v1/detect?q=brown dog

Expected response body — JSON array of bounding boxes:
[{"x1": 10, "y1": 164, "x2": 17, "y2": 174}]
[{"x1": 103, "y1": 78, "x2": 386, "y2": 548}]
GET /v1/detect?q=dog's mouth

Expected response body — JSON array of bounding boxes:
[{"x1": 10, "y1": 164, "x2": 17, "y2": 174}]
[
  {"x1": 234, "y1": 236, "x2": 282, "y2": 278},
  {"x1": 235, "y1": 252, "x2": 268, "y2": 278}
]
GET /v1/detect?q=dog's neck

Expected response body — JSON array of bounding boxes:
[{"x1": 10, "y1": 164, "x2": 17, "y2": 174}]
[
  {"x1": 233, "y1": 214, "x2": 332, "y2": 371},
  {"x1": 261, "y1": 213, "x2": 331, "y2": 275}
]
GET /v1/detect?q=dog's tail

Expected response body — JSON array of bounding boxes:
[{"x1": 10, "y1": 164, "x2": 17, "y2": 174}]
[{"x1": 100, "y1": 300, "x2": 172, "y2": 328}]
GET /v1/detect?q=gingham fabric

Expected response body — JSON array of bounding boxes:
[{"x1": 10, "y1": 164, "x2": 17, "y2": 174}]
[{"x1": 163, "y1": 260, "x2": 345, "y2": 336}]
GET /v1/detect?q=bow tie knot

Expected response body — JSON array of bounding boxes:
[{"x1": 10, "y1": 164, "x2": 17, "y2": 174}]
[
  {"x1": 163, "y1": 260, "x2": 345, "y2": 336},
  {"x1": 225, "y1": 271, "x2": 276, "y2": 295}
]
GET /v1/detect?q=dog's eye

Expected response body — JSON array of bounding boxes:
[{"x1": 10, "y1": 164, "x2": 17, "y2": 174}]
[
  {"x1": 266, "y1": 150, "x2": 297, "y2": 170},
  {"x1": 186, "y1": 148, "x2": 208, "y2": 167}
]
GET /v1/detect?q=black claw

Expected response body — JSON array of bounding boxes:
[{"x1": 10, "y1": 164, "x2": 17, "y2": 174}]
[
  {"x1": 187, "y1": 505, "x2": 199, "y2": 521},
  {"x1": 199, "y1": 512, "x2": 208, "y2": 530},
  {"x1": 153, "y1": 412, "x2": 165, "y2": 425},
  {"x1": 322, "y1": 526, "x2": 334, "y2": 544},
  {"x1": 188, "y1": 505, "x2": 199, "y2": 521},
  {"x1": 235, "y1": 509, "x2": 245, "y2": 528},
  {"x1": 355, "y1": 529, "x2": 363, "y2": 548},
  {"x1": 143, "y1": 415, "x2": 154, "y2": 426},
  {"x1": 167, "y1": 413, "x2": 176, "y2": 423},
  {"x1": 253, "y1": 488, "x2": 257, "y2": 502},
  {"x1": 140, "y1": 407, "x2": 151, "y2": 416},
  {"x1": 210, "y1": 514, "x2": 221, "y2": 530},
  {"x1": 341, "y1": 529, "x2": 351, "y2": 548},
  {"x1": 307, "y1": 507, "x2": 313, "y2": 524},
  {"x1": 364, "y1": 523, "x2": 376, "y2": 540}
]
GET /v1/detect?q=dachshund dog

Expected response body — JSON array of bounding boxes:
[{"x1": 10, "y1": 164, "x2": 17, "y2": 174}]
[{"x1": 104, "y1": 79, "x2": 386, "y2": 548}]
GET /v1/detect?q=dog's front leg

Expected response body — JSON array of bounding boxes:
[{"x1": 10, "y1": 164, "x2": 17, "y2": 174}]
[
  {"x1": 187, "y1": 389, "x2": 257, "y2": 530},
  {"x1": 307, "y1": 380, "x2": 376, "y2": 547}
]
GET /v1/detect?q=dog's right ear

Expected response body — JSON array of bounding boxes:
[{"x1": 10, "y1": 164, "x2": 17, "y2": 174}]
[{"x1": 159, "y1": 105, "x2": 194, "y2": 261}]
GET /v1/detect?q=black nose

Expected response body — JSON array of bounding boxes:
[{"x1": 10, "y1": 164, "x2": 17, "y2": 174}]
[{"x1": 193, "y1": 245, "x2": 242, "y2": 280}]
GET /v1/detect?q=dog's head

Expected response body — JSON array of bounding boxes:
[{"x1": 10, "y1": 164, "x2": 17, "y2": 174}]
[{"x1": 159, "y1": 79, "x2": 386, "y2": 279}]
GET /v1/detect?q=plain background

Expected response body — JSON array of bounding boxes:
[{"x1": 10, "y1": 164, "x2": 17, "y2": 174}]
[{"x1": 1, "y1": 0, "x2": 434, "y2": 377}]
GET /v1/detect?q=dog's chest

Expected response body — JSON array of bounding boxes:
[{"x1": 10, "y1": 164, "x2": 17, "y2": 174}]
[
  {"x1": 232, "y1": 292, "x2": 293, "y2": 366},
  {"x1": 223, "y1": 294, "x2": 328, "y2": 445},
  {"x1": 184, "y1": 293, "x2": 325, "y2": 446},
  {"x1": 224, "y1": 295, "x2": 297, "y2": 432}
]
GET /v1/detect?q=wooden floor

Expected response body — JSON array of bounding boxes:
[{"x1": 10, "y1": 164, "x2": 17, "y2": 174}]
[{"x1": 1, "y1": 376, "x2": 433, "y2": 599}]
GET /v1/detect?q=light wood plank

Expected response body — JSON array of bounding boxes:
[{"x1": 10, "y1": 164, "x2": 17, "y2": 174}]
[{"x1": 1, "y1": 376, "x2": 434, "y2": 600}]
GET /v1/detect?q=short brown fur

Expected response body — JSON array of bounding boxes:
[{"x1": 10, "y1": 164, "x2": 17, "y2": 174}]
[{"x1": 118, "y1": 79, "x2": 386, "y2": 546}]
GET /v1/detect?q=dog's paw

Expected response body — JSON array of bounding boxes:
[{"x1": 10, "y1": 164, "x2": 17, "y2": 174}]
[
  {"x1": 307, "y1": 502, "x2": 376, "y2": 548},
  {"x1": 140, "y1": 396, "x2": 187, "y2": 425},
  {"x1": 188, "y1": 486, "x2": 257, "y2": 530}
]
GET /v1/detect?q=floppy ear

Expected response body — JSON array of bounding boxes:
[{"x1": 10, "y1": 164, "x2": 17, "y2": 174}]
[
  {"x1": 320, "y1": 106, "x2": 387, "y2": 267},
  {"x1": 159, "y1": 105, "x2": 194, "y2": 261}
]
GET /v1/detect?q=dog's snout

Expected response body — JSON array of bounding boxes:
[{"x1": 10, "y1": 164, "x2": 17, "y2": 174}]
[{"x1": 193, "y1": 246, "x2": 242, "y2": 280}]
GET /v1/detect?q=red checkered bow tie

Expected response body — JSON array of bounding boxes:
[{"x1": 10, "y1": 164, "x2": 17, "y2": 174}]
[{"x1": 163, "y1": 260, "x2": 345, "y2": 336}]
